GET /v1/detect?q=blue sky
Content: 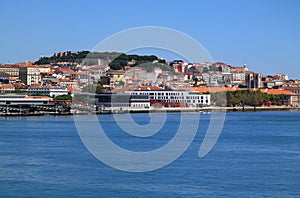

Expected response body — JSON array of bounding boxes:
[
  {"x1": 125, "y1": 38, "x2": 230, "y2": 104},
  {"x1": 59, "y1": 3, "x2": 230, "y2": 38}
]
[{"x1": 1, "y1": 0, "x2": 300, "y2": 78}]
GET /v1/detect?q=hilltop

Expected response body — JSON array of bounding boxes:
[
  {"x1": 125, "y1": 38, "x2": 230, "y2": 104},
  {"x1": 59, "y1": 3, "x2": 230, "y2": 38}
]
[{"x1": 35, "y1": 51, "x2": 166, "y2": 70}]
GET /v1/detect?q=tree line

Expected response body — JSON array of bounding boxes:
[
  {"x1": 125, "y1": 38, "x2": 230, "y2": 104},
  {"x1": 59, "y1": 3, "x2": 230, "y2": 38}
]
[
  {"x1": 35, "y1": 51, "x2": 166, "y2": 70},
  {"x1": 211, "y1": 90, "x2": 287, "y2": 107}
]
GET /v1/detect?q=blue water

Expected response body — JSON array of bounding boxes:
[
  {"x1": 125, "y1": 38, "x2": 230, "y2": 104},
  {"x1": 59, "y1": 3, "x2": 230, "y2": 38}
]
[{"x1": 0, "y1": 112, "x2": 300, "y2": 197}]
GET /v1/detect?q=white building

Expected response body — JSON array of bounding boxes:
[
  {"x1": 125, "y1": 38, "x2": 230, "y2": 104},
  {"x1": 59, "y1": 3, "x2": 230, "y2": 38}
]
[
  {"x1": 26, "y1": 86, "x2": 68, "y2": 98},
  {"x1": 0, "y1": 95, "x2": 50, "y2": 105},
  {"x1": 19, "y1": 66, "x2": 42, "y2": 85},
  {"x1": 127, "y1": 90, "x2": 211, "y2": 107},
  {"x1": 130, "y1": 95, "x2": 150, "y2": 108}
]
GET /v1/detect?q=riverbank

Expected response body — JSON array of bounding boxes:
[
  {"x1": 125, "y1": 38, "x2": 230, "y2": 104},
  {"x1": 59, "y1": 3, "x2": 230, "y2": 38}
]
[
  {"x1": 1, "y1": 105, "x2": 299, "y2": 116},
  {"x1": 124, "y1": 106, "x2": 300, "y2": 113}
]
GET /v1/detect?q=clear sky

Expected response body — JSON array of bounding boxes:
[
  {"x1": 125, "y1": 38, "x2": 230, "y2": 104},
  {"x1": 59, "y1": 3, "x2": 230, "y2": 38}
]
[{"x1": 1, "y1": 0, "x2": 300, "y2": 78}]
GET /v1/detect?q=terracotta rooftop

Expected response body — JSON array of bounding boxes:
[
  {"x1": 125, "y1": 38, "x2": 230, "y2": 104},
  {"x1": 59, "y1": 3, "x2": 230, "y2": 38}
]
[
  {"x1": 186, "y1": 87, "x2": 239, "y2": 93},
  {"x1": 139, "y1": 86, "x2": 164, "y2": 91},
  {"x1": 0, "y1": 84, "x2": 15, "y2": 90},
  {"x1": 25, "y1": 96, "x2": 51, "y2": 99},
  {"x1": 260, "y1": 89, "x2": 294, "y2": 95}
]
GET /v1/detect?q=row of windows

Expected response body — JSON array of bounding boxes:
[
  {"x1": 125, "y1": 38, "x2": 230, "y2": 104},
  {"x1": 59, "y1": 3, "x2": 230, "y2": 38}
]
[
  {"x1": 186, "y1": 96, "x2": 206, "y2": 100},
  {"x1": 132, "y1": 92, "x2": 185, "y2": 96},
  {"x1": 131, "y1": 103, "x2": 149, "y2": 108},
  {"x1": 148, "y1": 96, "x2": 209, "y2": 101},
  {"x1": 155, "y1": 99, "x2": 209, "y2": 104}
]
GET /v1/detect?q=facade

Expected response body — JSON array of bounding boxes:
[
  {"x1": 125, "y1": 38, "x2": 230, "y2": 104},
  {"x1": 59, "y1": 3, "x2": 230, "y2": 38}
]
[
  {"x1": 106, "y1": 70, "x2": 125, "y2": 87},
  {"x1": 284, "y1": 86, "x2": 300, "y2": 106},
  {"x1": 19, "y1": 67, "x2": 42, "y2": 85},
  {"x1": 27, "y1": 85, "x2": 68, "y2": 97},
  {"x1": 0, "y1": 95, "x2": 50, "y2": 105},
  {"x1": 232, "y1": 71, "x2": 246, "y2": 82},
  {"x1": 58, "y1": 79, "x2": 78, "y2": 88},
  {"x1": 246, "y1": 73, "x2": 262, "y2": 89},
  {"x1": 0, "y1": 65, "x2": 19, "y2": 79},
  {"x1": 48, "y1": 86, "x2": 69, "y2": 97},
  {"x1": 0, "y1": 72, "x2": 10, "y2": 84},
  {"x1": 130, "y1": 95, "x2": 150, "y2": 108},
  {"x1": 127, "y1": 90, "x2": 211, "y2": 107},
  {"x1": 91, "y1": 90, "x2": 210, "y2": 108}
]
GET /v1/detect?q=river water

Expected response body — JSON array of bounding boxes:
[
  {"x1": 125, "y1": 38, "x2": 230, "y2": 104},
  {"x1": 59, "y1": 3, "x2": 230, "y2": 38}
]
[{"x1": 0, "y1": 111, "x2": 299, "y2": 197}]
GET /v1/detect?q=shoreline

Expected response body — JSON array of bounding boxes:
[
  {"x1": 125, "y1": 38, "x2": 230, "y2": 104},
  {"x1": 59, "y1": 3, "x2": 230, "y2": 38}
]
[
  {"x1": 125, "y1": 106, "x2": 300, "y2": 113},
  {"x1": 1, "y1": 106, "x2": 299, "y2": 117}
]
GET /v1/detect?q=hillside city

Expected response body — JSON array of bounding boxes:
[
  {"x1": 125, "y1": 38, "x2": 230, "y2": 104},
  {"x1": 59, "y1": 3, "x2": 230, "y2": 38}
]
[{"x1": 0, "y1": 51, "x2": 300, "y2": 115}]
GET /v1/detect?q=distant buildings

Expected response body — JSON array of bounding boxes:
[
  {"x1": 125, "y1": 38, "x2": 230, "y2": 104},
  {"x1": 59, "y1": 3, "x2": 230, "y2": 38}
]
[
  {"x1": 0, "y1": 64, "x2": 19, "y2": 79},
  {"x1": 0, "y1": 84, "x2": 15, "y2": 93},
  {"x1": 0, "y1": 51, "x2": 299, "y2": 108},
  {"x1": 19, "y1": 66, "x2": 41, "y2": 86}
]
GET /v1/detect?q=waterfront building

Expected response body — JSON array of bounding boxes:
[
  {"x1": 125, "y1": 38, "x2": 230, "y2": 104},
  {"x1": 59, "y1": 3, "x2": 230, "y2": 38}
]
[
  {"x1": 126, "y1": 90, "x2": 211, "y2": 107},
  {"x1": 129, "y1": 95, "x2": 150, "y2": 108},
  {"x1": 260, "y1": 89, "x2": 298, "y2": 106},
  {"x1": 26, "y1": 85, "x2": 69, "y2": 98},
  {"x1": 0, "y1": 95, "x2": 50, "y2": 105},
  {"x1": 81, "y1": 89, "x2": 210, "y2": 109}
]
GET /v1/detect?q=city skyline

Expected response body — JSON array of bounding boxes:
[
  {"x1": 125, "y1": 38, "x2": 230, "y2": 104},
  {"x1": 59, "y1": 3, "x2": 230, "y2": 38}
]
[{"x1": 1, "y1": 0, "x2": 300, "y2": 78}]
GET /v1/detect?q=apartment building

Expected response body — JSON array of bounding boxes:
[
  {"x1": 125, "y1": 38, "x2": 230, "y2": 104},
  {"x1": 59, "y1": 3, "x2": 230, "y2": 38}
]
[{"x1": 19, "y1": 66, "x2": 42, "y2": 85}]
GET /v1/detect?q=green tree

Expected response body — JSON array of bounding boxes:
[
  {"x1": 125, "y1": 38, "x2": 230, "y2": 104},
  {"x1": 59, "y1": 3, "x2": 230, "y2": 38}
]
[{"x1": 54, "y1": 94, "x2": 72, "y2": 101}]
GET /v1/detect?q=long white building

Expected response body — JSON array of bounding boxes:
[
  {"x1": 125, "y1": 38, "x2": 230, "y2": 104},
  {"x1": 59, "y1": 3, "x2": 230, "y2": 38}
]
[
  {"x1": 26, "y1": 86, "x2": 68, "y2": 98},
  {"x1": 126, "y1": 90, "x2": 210, "y2": 107}
]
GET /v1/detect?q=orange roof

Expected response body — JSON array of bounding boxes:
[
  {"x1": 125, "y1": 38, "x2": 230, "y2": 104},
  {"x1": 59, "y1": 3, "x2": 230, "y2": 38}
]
[
  {"x1": 75, "y1": 71, "x2": 86, "y2": 75},
  {"x1": 186, "y1": 87, "x2": 239, "y2": 93},
  {"x1": 0, "y1": 84, "x2": 15, "y2": 90},
  {"x1": 67, "y1": 86, "x2": 74, "y2": 92},
  {"x1": 260, "y1": 89, "x2": 294, "y2": 95},
  {"x1": 28, "y1": 84, "x2": 51, "y2": 88},
  {"x1": 107, "y1": 69, "x2": 124, "y2": 73},
  {"x1": 139, "y1": 86, "x2": 163, "y2": 91},
  {"x1": 25, "y1": 96, "x2": 51, "y2": 99}
]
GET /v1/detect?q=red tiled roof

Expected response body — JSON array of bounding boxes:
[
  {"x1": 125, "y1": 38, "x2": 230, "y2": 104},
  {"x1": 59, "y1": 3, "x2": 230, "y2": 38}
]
[
  {"x1": 139, "y1": 86, "x2": 163, "y2": 91},
  {"x1": 260, "y1": 89, "x2": 294, "y2": 95},
  {"x1": 67, "y1": 86, "x2": 74, "y2": 92},
  {"x1": 75, "y1": 71, "x2": 86, "y2": 75},
  {"x1": 28, "y1": 84, "x2": 52, "y2": 88},
  {"x1": 25, "y1": 96, "x2": 51, "y2": 99},
  {"x1": 0, "y1": 84, "x2": 15, "y2": 90},
  {"x1": 186, "y1": 87, "x2": 239, "y2": 93}
]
